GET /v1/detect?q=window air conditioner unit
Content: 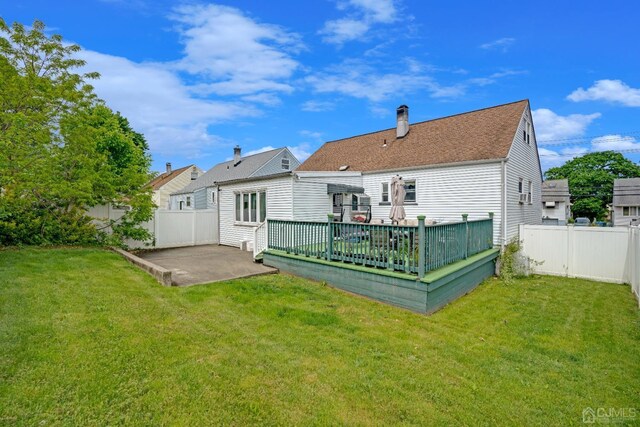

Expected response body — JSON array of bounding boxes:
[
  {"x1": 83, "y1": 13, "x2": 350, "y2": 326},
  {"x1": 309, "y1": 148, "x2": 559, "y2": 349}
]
[
  {"x1": 545, "y1": 201, "x2": 556, "y2": 208},
  {"x1": 355, "y1": 194, "x2": 371, "y2": 210},
  {"x1": 519, "y1": 193, "x2": 528, "y2": 204}
]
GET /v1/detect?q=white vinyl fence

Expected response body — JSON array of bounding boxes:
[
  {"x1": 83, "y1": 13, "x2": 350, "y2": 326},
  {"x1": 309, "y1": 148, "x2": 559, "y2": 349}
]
[
  {"x1": 520, "y1": 224, "x2": 640, "y2": 305},
  {"x1": 88, "y1": 205, "x2": 218, "y2": 249}
]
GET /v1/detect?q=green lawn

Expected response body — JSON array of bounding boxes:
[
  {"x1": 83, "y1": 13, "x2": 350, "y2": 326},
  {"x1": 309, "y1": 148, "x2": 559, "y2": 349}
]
[{"x1": 1, "y1": 248, "x2": 639, "y2": 425}]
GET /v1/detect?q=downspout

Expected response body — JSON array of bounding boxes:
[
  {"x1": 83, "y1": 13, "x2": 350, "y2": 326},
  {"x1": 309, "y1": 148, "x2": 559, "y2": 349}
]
[
  {"x1": 216, "y1": 184, "x2": 221, "y2": 246},
  {"x1": 501, "y1": 159, "x2": 507, "y2": 249}
]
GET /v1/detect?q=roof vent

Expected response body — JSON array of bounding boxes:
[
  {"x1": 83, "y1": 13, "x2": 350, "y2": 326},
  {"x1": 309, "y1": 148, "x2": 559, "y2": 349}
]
[
  {"x1": 339, "y1": 165, "x2": 349, "y2": 171},
  {"x1": 396, "y1": 105, "x2": 409, "y2": 139}
]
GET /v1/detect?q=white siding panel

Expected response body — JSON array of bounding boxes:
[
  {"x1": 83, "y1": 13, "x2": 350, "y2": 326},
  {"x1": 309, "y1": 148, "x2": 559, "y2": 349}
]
[
  {"x1": 505, "y1": 108, "x2": 543, "y2": 241},
  {"x1": 362, "y1": 163, "x2": 502, "y2": 243},
  {"x1": 219, "y1": 176, "x2": 293, "y2": 247},
  {"x1": 292, "y1": 181, "x2": 333, "y2": 221}
]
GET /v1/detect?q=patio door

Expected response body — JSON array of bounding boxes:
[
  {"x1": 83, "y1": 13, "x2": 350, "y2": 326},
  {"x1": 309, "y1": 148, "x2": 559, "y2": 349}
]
[{"x1": 332, "y1": 194, "x2": 343, "y2": 219}]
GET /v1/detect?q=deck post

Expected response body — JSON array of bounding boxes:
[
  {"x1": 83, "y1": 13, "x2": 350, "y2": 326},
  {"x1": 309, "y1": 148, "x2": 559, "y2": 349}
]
[
  {"x1": 327, "y1": 214, "x2": 334, "y2": 261},
  {"x1": 418, "y1": 215, "x2": 426, "y2": 279},
  {"x1": 462, "y1": 214, "x2": 469, "y2": 259}
]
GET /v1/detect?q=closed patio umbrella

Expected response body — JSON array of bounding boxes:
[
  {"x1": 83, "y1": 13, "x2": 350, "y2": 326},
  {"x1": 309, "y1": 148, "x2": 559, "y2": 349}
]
[{"x1": 389, "y1": 175, "x2": 406, "y2": 224}]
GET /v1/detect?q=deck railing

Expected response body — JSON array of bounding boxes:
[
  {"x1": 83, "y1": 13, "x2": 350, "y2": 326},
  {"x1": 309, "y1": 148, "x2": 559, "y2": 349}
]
[{"x1": 267, "y1": 214, "x2": 494, "y2": 278}]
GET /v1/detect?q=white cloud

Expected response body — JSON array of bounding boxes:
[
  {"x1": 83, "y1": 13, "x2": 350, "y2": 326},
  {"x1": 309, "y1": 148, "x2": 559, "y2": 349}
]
[
  {"x1": 287, "y1": 143, "x2": 313, "y2": 162},
  {"x1": 591, "y1": 134, "x2": 640, "y2": 151},
  {"x1": 479, "y1": 37, "x2": 515, "y2": 52},
  {"x1": 306, "y1": 58, "x2": 461, "y2": 102},
  {"x1": 301, "y1": 100, "x2": 336, "y2": 112},
  {"x1": 299, "y1": 130, "x2": 323, "y2": 140},
  {"x1": 320, "y1": 19, "x2": 370, "y2": 45},
  {"x1": 532, "y1": 108, "x2": 601, "y2": 142},
  {"x1": 78, "y1": 49, "x2": 257, "y2": 158},
  {"x1": 538, "y1": 146, "x2": 589, "y2": 170},
  {"x1": 171, "y1": 4, "x2": 303, "y2": 96},
  {"x1": 341, "y1": 0, "x2": 397, "y2": 23},
  {"x1": 320, "y1": 0, "x2": 398, "y2": 45},
  {"x1": 241, "y1": 93, "x2": 282, "y2": 106},
  {"x1": 567, "y1": 79, "x2": 640, "y2": 107}
]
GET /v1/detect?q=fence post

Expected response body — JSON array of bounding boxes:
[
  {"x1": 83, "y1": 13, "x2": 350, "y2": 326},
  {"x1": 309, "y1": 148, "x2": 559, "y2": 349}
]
[
  {"x1": 488, "y1": 212, "x2": 494, "y2": 248},
  {"x1": 327, "y1": 214, "x2": 334, "y2": 261},
  {"x1": 418, "y1": 215, "x2": 426, "y2": 279},
  {"x1": 462, "y1": 214, "x2": 468, "y2": 259}
]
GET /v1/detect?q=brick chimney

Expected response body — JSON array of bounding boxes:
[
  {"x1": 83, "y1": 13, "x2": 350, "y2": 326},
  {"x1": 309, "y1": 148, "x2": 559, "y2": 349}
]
[
  {"x1": 233, "y1": 145, "x2": 241, "y2": 166},
  {"x1": 396, "y1": 105, "x2": 409, "y2": 138},
  {"x1": 165, "y1": 162, "x2": 172, "y2": 174}
]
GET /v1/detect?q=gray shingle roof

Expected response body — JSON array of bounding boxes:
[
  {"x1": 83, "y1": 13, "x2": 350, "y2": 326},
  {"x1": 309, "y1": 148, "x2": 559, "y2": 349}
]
[
  {"x1": 613, "y1": 178, "x2": 640, "y2": 206},
  {"x1": 541, "y1": 179, "x2": 570, "y2": 203},
  {"x1": 172, "y1": 148, "x2": 288, "y2": 195}
]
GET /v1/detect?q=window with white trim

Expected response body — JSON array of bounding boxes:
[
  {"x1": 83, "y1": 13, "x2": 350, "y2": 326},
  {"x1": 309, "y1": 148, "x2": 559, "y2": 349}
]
[
  {"x1": 281, "y1": 158, "x2": 290, "y2": 170},
  {"x1": 404, "y1": 180, "x2": 416, "y2": 203},
  {"x1": 523, "y1": 119, "x2": 531, "y2": 145},
  {"x1": 186, "y1": 196, "x2": 191, "y2": 207},
  {"x1": 381, "y1": 182, "x2": 389, "y2": 203},
  {"x1": 235, "y1": 190, "x2": 267, "y2": 224},
  {"x1": 518, "y1": 178, "x2": 523, "y2": 195},
  {"x1": 528, "y1": 180, "x2": 533, "y2": 204},
  {"x1": 623, "y1": 206, "x2": 639, "y2": 216}
]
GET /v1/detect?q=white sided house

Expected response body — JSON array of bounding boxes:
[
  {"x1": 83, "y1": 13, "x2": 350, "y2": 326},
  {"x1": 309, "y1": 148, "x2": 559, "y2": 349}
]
[
  {"x1": 612, "y1": 178, "x2": 640, "y2": 226},
  {"x1": 170, "y1": 146, "x2": 301, "y2": 248},
  {"x1": 541, "y1": 179, "x2": 571, "y2": 225},
  {"x1": 295, "y1": 100, "x2": 543, "y2": 245},
  {"x1": 148, "y1": 163, "x2": 203, "y2": 209}
]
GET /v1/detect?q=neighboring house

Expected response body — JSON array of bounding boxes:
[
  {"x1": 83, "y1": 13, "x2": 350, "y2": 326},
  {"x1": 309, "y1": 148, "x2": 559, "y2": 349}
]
[
  {"x1": 296, "y1": 100, "x2": 543, "y2": 245},
  {"x1": 170, "y1": 146, "x2": 301, "y2": 248},
  {"x1": 612, "y1": 178, "x2": 640, "y2": 226},
  {"x1": 148, "y1": 163, "x2": 203, "y2": 209},
  {"x1": 541, "y1": 179, "x2": 571, "y2": 225}
]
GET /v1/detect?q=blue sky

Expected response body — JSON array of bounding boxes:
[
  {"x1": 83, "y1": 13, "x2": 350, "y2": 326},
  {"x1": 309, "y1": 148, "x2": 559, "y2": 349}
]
[{"x1": 4, "y1": 0, "x2": 640, "y2": 173}]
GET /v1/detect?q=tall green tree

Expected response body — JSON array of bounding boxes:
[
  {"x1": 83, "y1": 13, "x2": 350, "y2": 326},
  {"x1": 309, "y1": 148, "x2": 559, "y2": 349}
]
[
  {"x1": 544, "y1": 151, "x2": 640, "y2": 220},
  {"x1": 0, "y1": 19, "x2": 154, "y2": 246}
]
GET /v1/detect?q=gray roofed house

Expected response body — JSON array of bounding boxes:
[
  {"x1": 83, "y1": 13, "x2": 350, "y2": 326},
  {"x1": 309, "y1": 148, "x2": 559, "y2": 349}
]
[
  {"x1": 612, "y1": 178, "x2": 640, "y2": 226},
  {"x1": 170, "y1": 146, "x2": 300, "y2": 210},
  {"x1": 541, "y1": 179, "x2": 571, "y2": 225}
]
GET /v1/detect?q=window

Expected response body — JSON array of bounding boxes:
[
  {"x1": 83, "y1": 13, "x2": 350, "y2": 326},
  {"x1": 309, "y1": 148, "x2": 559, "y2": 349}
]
[
  {"x1": 381, "y1": 182, "x2": 389, "y2": 203},
  {"x1": 523, "y1": 119, "x2": 531, "y2": 145},
  {"x1": 211, "y1": 191, "x2": 215, "y2": 203},
  {"x1": 243, "y1": 194, "x2": 249, "y2": 222},
  {"x1": 518, "y1": 178, "x2": 523, "y2": 194},
  {"x1": 623, "y1": 206, "x2": 639, "y2": 216},
  {"x1": 179, "y1": 201, "x2": 184, "y2": 210},
  {"x1": 352, "y1": 194, "x2": 358, "y2": 210},
  {"x1": 528, "y1": 181, "x2": 533, "y2": 204},
  {"x1": 259, "y1": 191, "x2": 267, "y2": 222},
  {"x1": 404, "y1": 180, "x2": 416, "y2": 203},
  {"x1": 235, "y1": 190, "x2": 267, "y2": 224},
  {"x1": 282, "y1": 158, "x2": 290, "y2": 170},
  {"x1": 186, "y1": 196, "x2": 191, "y2": 207},
  {"x1": 250, "y1": 193, "x2": 257, "y2": 222}
]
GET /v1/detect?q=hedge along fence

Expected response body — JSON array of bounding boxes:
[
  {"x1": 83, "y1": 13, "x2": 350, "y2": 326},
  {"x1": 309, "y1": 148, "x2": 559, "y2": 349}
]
[{"x1": 267, "y1": 214, "x2": 494, "y2": 279}]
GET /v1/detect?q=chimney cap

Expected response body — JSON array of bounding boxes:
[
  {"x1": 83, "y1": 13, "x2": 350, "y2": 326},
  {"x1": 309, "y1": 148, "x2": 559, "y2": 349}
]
[{"x1": 397, "y1": 105, "x2": 409, "y2": 111}]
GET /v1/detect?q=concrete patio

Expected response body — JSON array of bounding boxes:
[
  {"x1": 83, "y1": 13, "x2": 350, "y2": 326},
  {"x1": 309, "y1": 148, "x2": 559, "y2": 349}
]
[{"x1": 136, "y1": 245, "x2": 277, "y2": 286}]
